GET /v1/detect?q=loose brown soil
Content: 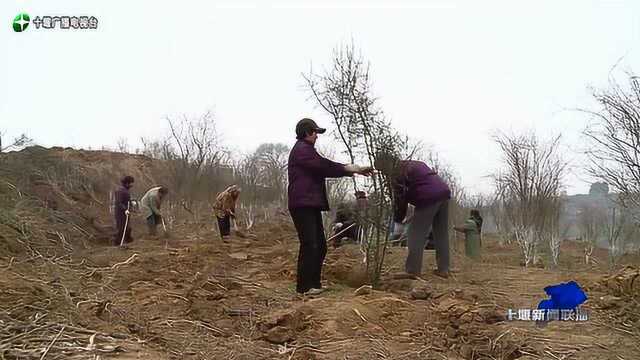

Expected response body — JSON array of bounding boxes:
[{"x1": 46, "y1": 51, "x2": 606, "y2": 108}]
[{"x1": 1, "y1": 147, "x2": 639, "y2": 359}]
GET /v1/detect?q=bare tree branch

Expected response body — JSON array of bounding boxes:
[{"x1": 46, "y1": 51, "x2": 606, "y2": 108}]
[
  {"x1": 0, "y1": 132, "x2": 32, "y2": 153},
  {"x1": 492, "y1": 130, "x2": 567, "y2": 266},
  {"x1": 583, "y1": 71, "x2": 640, "y2": 222}
]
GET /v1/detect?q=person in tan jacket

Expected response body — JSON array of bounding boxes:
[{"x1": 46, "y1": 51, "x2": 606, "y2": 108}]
[
  {"x1": 140, "y1": 186, "x2": 169, "y2": 236},
  {"x1": 213, "y1": 185, "x2": 241, "y2": 240}
]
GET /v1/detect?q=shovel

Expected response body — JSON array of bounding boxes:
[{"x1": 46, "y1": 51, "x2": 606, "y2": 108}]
[
  {"x1": 231, "y1": 214, "x2": 246, "y2": 238},
  {"x1": 230, "y1": 213, "x2": 256, "y2": 239},
  {"x1": 119, "y1": 202, "x2": 131, "y2": 248},
  {"x1": 161, "y1": 216, "x2": 171, "y2": 248}
]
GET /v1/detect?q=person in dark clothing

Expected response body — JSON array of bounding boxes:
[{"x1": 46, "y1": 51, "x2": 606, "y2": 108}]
[
  {"x1": 113, "y1": 176, "x2": 134, "y2": 246},
  {"x1": 332, "y1": 202, "x2": 360, "y2": 247},
  {"x1": 375, "y1": 152, "x2": 452, "y2": 279},
  {"x1": 470, "y1": 209, "x2": 483, "y2": 246},
  {"x1": 288, "y1": 118, "x2": 373, "y2": 295}
]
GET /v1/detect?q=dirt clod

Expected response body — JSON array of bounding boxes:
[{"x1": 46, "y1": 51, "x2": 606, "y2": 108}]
[
  {"x1": 264, "y1": 326, "x2": 293, "y2": 344},
  {"x1": 598, "y1": 295, "x2": 621, "y2": 309},
  {"x1": 479, "y1": 308, "x2": 506, "y2": 324},
  {"x1": 446, "y1": 325, "x2": 458, "y2": 338},
  {"x1": 410, "y1": 286, "x2": 432, "y2": 300},
  {"x1": 354, "y1": 285, "x2": 373, "y2": 296}
]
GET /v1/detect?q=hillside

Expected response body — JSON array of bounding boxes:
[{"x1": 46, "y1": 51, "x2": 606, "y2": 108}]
[{"x1": 0, "y1": 147, "x2": 638, "y2": 359}]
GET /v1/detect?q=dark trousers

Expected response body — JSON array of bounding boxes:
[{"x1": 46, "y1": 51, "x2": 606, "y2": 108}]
[
  {"x1": 406, "y1": 200, "x2": 450, "y2": 274},
  {"x1": 114, "y1": 212, "x2": 132, "y2": 246},
  {"x1": 217, "y1": 215, "x2": 231, "y2": 238},
  {"x1": 146, "y1": 214, "x2": 161, "y2": 236},
  {"x1": 290, "y1": 208, "x2": 327, "y2": 294}
]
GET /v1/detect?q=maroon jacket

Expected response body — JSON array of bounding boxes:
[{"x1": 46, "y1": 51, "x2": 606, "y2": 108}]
[
  {"x1": 114, "y1": 185, "x2": 131, "y2": 223},
  {"x1": 288, "y1": 140, "x2": 350, "y2": 211},
  {"x1": 392, "y1": 160, "x2": 451, "y2": 222},
  {"x1": 115, "y1": 185, "x2": 131, "y2": 212}
]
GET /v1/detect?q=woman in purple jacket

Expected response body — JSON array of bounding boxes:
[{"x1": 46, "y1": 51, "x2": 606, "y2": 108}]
[
  {"x1": 375, "y1": 153, "x2": 452, "y2": 279},
  {"x1": 113, "y1": 175, "x2": 134, "y2": 246},
  {"x1": 288, "y1": 118, "x2": 373, "y2": 295}
]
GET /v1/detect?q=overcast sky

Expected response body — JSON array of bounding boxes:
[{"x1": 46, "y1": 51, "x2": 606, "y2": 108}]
[{"x1": 2, "y1": 0, "x2": 639, "y2": 196}]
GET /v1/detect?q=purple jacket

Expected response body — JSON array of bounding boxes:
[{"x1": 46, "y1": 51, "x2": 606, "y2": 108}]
[
  {"x1": 392, "y1": 160, "x2": 451, "y2": 222},
  {"x1": 288, "y1": 140, "x2": 350, "y2": 210},
  {"x1": 114, "y1": 185, "x2": 131, "y2": 223}
]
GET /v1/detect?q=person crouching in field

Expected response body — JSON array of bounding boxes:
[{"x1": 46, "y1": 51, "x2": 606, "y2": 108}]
[
  {"x1": 113, "y1": 176, "x2": 135, "y2": 246},
  {"x1": 375, "y1": 152, "x2": 452, "y2": 279},
  {"x1": 288, "y1": 118, "x2": 374, "y2": 296},
  {"x1": 454, "y1": 209, "x2": 483, "y2": 259},
  {"x1": 213, "y1": 185, "x2": 241, "y2": 241},
  {"x1": 331, "y1": 202, "x2": 361, "y2": 248},
  {"x1": 140, "y1": 186, "x2": 169, "y2": 237}
]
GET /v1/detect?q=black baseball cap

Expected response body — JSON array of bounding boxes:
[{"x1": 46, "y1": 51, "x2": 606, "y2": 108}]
[{"x1": 296, "y1": 118, "x2": 326, "y2": 139}]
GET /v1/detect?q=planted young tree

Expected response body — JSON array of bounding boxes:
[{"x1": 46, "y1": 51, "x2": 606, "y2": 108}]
[
  {"x1": 606, "y1": 206, "x2": 624, "y2": 266},
  {"x1": 304, "y1": 42, "x2": 409, "y2": 285},
  {"x1": 488, "y1": 178, "x2": 513, "y2": 245},
  {"x1": 603, "y1": 204, "x2": 639, "y2": 266},
  {"x1": 492, "y1": 131, "x2": 567, "y2": 267},
  {"x1": 576, "y1": 202, "x2": 606, "y2": 264},
  {"x1": 546, "y1": 196, "x2": 565, "y2": 267},
  {"x1": 303, "y1": 42, "x2": 367, "y2": 193},
  {"x1": 317, "y1": 144, "x2": 353, "y2": 234}
]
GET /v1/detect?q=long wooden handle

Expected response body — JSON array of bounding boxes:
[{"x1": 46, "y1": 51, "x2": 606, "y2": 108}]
[
  {"x1": 119, "y1": 202, "x2": 131, "y2": 247},
  {"x1": 327, "y1": 223, "x2": 357, "y2": 243}
]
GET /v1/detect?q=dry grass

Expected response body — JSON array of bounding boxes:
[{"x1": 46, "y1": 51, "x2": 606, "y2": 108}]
[{"x1": 1, "y1": 147, "x2": 639, "y2": 360}]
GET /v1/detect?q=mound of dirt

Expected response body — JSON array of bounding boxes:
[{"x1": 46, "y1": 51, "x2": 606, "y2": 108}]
[
  {"x1": 259, "y1": 306, "x2": 313, "y2": 344},
  {"x1": 324, "y1": 245, "x2": 371, "y2": 288},
  {"x1": 599, "y1": 266, "x2": 639, "y2": 298},
  {"x1": 593, "y1": 266, "x2": 640, "y2": 333}
]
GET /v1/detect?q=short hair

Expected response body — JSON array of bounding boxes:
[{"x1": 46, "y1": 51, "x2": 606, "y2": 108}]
[
  {"x1": 374, "y1": 151, "x2": 400, "y2": 174},
  {"x1": 158, "y1": 186, "x2": 168, "y2": 195},
  {"x1": 121, "y1": 176, "x2": 134, "y2": 186}
]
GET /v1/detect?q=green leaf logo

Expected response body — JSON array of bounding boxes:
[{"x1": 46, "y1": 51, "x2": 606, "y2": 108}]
[{"x1": 13, "y1": 13, "x2": 30, "y2": 32}]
